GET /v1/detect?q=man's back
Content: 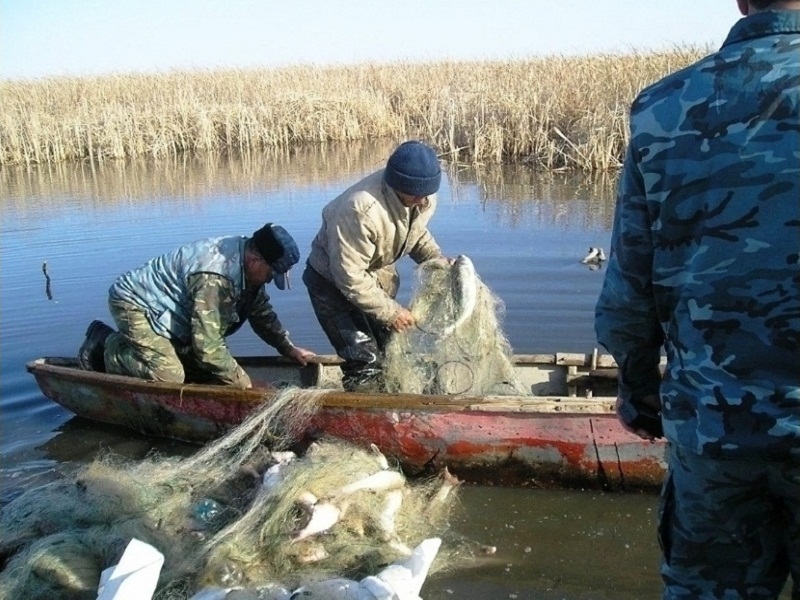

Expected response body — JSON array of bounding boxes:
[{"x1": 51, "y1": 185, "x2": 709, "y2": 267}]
[{"x1": 597, "y1": 9, "x2": 800, "y2": 458}]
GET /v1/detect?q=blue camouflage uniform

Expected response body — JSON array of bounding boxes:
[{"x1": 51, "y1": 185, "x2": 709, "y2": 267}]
[{"x1": 594, "y1": 10, "x2": 799, "y2": 600}]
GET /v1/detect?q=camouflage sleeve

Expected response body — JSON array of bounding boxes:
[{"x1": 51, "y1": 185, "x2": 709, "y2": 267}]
[
  {"x1": 248, "y1": 289, "x2": 295, "y2": 356},
  {"x1": 187, "y1": 273, "x2": 251, "y2": 388},
  {"x1": 594, "y1": 143, "x2": 664, "y2": 402}
]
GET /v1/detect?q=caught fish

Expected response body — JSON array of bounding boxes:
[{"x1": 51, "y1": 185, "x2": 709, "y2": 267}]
[
  {"x1": 294, "y1": 542, "x2": 330, "y2": 564},
  {"x1": 336, "y1": 470, "x2": 405, "y2": 497},
  {"x1": 412, "y1": 254, "x2": 479, "y2": 338},
  {"x1": 369, "y1": 443, "x2": 390, "y2": 470},
  {"x1": 262, "y1": 452, "x2": 296, "y2": 493},
  {"x1": 290, "y1": 538, "x2": 441, "y2": 600},
  {"x1": 429, "y1": 467, "x2": 462, "y2": 508},
  {"x1": 375, "y1": 488, "x2": 404, "y2": 540},
  {"x1": 292, "y1": 501, "x2": 342, "y2": 542},
  {"x1": 295, "y1": 491, "x2": 318, "y2": 508},
  {"x1": 440, "y1": 255, "x2": 478, "y2": 337},
  {"x1": 271, "y1": 451, "x2": 297, "y2": 464}
]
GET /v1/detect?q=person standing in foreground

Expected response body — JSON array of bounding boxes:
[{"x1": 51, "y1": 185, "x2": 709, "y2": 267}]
[
  {"x1": 595, "y1": 2, "x2": 799, "y2": 598},
  {"x1": 303, "y1": 140, "x2": 447, "y2": 391},
  {"x1": 78, "y1": 223, "x2": 315, "y2": 388}
]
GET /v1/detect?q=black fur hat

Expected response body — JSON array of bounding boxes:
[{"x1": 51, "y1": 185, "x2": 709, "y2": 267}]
[{"x1": 251, "y1": 223, "x2": 300, "y2": 289}]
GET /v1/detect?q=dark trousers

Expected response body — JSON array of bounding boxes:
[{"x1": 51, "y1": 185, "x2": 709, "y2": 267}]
[{"x1": 303, "y1": 265, "x2": 392, "y2": 391}]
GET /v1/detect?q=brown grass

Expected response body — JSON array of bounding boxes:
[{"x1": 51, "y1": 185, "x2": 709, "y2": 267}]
[{"x1": 0, "y1": 49, "x2": 707, "y2": 170}]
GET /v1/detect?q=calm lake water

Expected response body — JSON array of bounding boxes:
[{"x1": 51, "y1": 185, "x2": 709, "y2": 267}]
[{"x1": 0, "y1": 141, "x2": 670, "y2": 599}]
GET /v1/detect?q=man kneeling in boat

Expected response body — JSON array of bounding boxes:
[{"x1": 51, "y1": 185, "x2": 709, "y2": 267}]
[{"x1": 77, "y1": 223, "x2": 315, "y2": 388}]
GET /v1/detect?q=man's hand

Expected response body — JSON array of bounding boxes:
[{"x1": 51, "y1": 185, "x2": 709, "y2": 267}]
[
  {"x1": 390, "y1": 307, "x2": 416, "y2": 332},
  {"x1": 615, "y1": 394, "x2": 663, "y2": 441},
  {"x1": 287, "y1": 346, "x2": 316, "y2": 367}
]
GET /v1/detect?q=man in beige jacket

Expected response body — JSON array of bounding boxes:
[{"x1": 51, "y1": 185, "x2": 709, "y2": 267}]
[{"x1": 303, "y1": 140, "x2": 446, "y2": 391}]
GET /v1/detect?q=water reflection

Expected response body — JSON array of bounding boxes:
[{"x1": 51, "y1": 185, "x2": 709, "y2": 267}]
[
  {"x1": 450, "y1": 162, "x2": 617, "y2": 231},
  {"x1": 0, "y1": 140, "x2": 618, "y2": 233},
  {"x1": 0, "y1": 140, "x2": 396, "y2": 208}
]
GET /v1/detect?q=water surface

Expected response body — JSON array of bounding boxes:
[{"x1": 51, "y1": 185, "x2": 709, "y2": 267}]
[{"x1": 0, "y1": 142, "x2": 672, "y2": 599}]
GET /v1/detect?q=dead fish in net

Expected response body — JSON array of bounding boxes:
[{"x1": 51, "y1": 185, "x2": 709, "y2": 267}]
[
  {"x1": 290, "y1": 470, "x2": 404, "y2": 542},
  {"x1": 261, "y1": 451, "x2": 297, "y2": 493},
  {"x1": 416, "y1": 254, "x2": 479, "y2": 337},
  {"x1": 441, "y1": 255, "x2": 478, "y2": 337},
  {"x1": 429, "y1": 467, "x2": 462, "y2": 508},
  {"x1": 376, "y1": 488, "x2": 404, "y2": 540},
  {"x1": 335, "y1": 469, "x2": 405, "y2": 497},
  {"x1": 369, "y1": 443, "x2": 390, "y2": 470},
  {"x1": 294, "y1": 542, "x2": 330, "y2": 564},
  {"x1": 292, "y1": 500, "x2": 342, "y2": 542}
]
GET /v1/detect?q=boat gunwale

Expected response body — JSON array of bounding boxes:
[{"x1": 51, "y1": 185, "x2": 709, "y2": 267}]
[{"x1": 26, "y1": 355, "x2": 619, "y2": 415}]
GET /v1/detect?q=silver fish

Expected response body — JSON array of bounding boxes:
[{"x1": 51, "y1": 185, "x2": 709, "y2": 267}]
[
  {"x1": 440, "y1": 254, "x2": 478, "y2": 337},
  {"x1": 375, "y1": 488, "x2": 404, "y2": 539},
  {"x1": 429, "y1": 466, "x2": 461, "y2": 508},
  {"x1": 261, "y1": 451, "x2": 296, "y2": 493},
  {"x1": 336, "y1": 470, "x2": 405, "y2": 497},
  {"x1": 369, "y1": 443, "x2": 390, "y2": 470},
  {"x1": 288, "y1": 538, "x2": 441, "y2": 600},
  {"x1": 292, "y1": 501, "x2": 341, "y2": 542}
]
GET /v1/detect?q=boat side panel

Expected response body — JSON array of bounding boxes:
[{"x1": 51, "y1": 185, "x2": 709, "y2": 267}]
[
  {"x1": 31, "y1": 372, "x2": 260, "y2": 443},
  {"x1": 309, "y1": 408, "x2": 666, "y2": 489}
]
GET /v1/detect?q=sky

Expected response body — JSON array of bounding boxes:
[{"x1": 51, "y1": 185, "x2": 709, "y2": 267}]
[{"x1": 1, "y1": 1, "x2": 741, "y2": 80}]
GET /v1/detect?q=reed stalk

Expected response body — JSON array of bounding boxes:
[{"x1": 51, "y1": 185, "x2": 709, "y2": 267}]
[{"x1": 0, "y1": 49, "x2": 707, "y2": 171}]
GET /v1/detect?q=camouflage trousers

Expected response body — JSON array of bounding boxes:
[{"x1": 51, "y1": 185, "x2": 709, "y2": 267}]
[
  {"x1": 104, "y1": 297, "x2": 209, "y2": 384},
  {"x1": 659, "y1": 443, "x2": 800, "y2": 600}
]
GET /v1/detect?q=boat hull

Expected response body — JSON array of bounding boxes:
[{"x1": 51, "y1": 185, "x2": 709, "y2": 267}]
[{"x1": 27, "y1": 356, "x2": 667, "y2": 490}]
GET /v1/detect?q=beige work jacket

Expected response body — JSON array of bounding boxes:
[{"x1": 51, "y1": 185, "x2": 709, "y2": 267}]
[{"x1": 306, "y1": 169, "x2": 442, "y2": 325}]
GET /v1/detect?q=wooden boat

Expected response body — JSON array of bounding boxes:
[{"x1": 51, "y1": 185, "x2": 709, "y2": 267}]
[{"x1": 26, "y1": 352, "x2": 667, "y2": 490}]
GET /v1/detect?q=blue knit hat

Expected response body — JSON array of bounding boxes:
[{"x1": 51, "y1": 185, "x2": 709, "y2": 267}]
[
  {"x1": 384, "y1": 141, "x2": 441, "y2": 197},
  {"x1": 251, "y1": 223, "x2": 300, "y2": 290}
]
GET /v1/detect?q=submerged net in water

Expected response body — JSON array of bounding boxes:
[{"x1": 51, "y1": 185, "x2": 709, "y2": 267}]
[
  {"x1": 0, "y1": 387, "x2": 464, "y2": 599},
  {"x1": 384, "y1": 256, "x2": 528, "y2": 396}
]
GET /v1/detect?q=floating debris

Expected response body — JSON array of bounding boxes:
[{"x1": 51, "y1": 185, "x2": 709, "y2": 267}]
[{"x1": 42, "y1": 261, "x2": 53, "y2": 300}]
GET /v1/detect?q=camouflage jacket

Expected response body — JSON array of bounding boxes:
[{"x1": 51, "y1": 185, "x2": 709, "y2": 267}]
[
  {"x1": 110, "y1": 236, "x2": 294, "y2": 386},
  {"x1": 595, "y1": 10, "x2": 800, "y2": 460}
]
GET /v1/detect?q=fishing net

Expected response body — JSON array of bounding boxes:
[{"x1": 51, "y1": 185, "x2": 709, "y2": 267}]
[
  {"x1": 0, "y1": 387, "x2": 465, "y2": 599},
  {"x1": 384, "y1": 257, "x2": 528, "y2": 396}
]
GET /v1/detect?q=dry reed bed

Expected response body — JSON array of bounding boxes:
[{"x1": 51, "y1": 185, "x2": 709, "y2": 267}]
[{"x1": 0, "y1": 50, "x2": 706, "y2": 170}]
